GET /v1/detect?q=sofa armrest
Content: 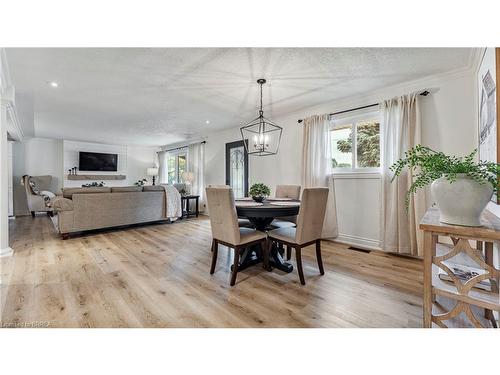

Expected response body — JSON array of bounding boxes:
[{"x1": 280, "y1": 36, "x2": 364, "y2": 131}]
[{"x1": 52, "y1": 197, "x2": 74, "y2": 211}]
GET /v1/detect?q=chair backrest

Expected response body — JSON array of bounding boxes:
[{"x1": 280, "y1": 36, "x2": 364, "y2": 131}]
[
  {"x1": 23, "y1": 175, "x2": 53, "y2": 195},
  {"x1": 295, "y1": 187, "x2": 329, "y2": 244},
  {"x1": 275, "y1": 185, "x2": 301, "y2": 200},
  {"x1": 205, "y1": 186, "x2": 240, "y2": 245}
]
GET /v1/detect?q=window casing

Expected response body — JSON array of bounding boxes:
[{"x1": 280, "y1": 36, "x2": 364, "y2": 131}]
[{"x1": 330, "y1": 111, "x2": 381, "y2": 174}]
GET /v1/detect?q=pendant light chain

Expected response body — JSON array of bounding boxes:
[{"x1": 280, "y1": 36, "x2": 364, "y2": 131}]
[{"x1": 259, "y1": 81, "x2": 263, "y2": 115}]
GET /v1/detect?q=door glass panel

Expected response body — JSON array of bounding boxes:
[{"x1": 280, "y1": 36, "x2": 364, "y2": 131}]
[{"x1": 230, "y1": 146, "x2": 245, "y2": 198}]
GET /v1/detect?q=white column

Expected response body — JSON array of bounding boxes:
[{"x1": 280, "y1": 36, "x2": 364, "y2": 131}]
[{"x1": 0, "y1": 96, "x2": 13, "y2": 256}]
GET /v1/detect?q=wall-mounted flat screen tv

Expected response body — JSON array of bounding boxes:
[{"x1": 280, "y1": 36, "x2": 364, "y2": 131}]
[{"x1": 79, "y1": 151, "x2": 118, "y2": 171}]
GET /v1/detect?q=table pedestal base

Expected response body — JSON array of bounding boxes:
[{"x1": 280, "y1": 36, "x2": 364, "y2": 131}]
[{"x1": 235, "y1": 243, "x2": 293, "y2": 273}]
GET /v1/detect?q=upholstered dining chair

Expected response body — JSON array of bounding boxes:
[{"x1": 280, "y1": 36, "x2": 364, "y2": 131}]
[
  {"x1": 205, "y1": 186, "x2": 267, "y2": 286},
  {"x1": 207, "y1": 185, "x2": 252, "y2": 228},
  {"x1": 272, "y1": 185, "x2": 302, "y2": 258},
  {"x1": 272, "y1": 184, "x2": 301, "y2": 226},
  {"x1": 266, "y1": 187, "x2": 329, "y2": 285}
]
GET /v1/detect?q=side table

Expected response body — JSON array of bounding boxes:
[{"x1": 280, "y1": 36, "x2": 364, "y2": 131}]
[
  {"x1": 180, "y1": 195, "x2": 200, "y2": 219},
  {"x1": 420, "y1": 208, "x2": 500, "y2": 328}
]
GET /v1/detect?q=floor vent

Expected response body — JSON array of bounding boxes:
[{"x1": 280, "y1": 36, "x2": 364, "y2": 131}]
[{"x1": 347, "y1": 246, "x2": 371, "y2": 254}]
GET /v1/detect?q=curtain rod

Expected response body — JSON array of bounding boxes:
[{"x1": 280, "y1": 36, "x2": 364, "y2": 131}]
[
  {"x1": 160, "y1": 140, "x2": 206, "y2": 153},
  {"x1": 297, "y1": 90, "x2": 430, "y2": 123}
]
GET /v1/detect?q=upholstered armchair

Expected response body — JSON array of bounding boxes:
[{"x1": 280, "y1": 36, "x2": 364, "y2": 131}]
[{"x1": 22, "y1": 175, "x2": 55, "y2": 217}]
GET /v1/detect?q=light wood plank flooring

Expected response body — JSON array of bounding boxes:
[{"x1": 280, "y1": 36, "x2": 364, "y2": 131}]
[{"x1": 1, "y1": 215, "x2": 424, "y2": 327}]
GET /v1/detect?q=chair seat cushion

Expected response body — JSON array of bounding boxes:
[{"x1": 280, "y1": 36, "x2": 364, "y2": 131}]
[
  {"x1": 270, "y1": 219, "x2": 296, "y2": 229},
  {"x1": 268, "y1": 226, "x2": 297, "y2": 244},
  {"x1": 239, "y1": 227, "x2": 266, "y2": 245}
]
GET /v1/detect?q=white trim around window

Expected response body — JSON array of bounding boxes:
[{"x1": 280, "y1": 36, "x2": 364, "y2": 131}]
[{"x1": 330, "y1": 110, "x2": 382, "y2": 177}]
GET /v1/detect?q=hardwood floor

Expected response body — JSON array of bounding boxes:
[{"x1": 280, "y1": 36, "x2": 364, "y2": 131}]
[{"x1": 1, "y1": 215, "x2": 424, "y2": 327}]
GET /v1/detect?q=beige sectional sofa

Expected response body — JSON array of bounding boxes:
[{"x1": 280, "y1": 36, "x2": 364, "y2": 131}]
[{"x1": 52, "y1": 185, "x2": 172, "y2": 239}]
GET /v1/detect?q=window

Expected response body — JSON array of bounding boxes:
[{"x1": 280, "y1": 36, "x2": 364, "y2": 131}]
[
  {"x1": 167, "y1": 152, "x2": 187, "y2": 184},
  {"x1": 330, "y1": 111, "x2": 380, "y2": 172}
]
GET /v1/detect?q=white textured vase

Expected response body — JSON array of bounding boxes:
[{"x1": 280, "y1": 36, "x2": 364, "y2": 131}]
[{"x1": 431, "y1": 174, "x2": 493, "y2": 227}]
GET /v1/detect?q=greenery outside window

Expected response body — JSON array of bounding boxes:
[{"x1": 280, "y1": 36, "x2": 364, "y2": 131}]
[
  {"x1": 167, "y1": 152, "x2": 187, "y2": 184},
  {"x1": 330, "y1": 111, "x2": 381, "y2": 173}
]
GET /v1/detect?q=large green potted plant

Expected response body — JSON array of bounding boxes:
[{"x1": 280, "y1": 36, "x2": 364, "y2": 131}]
[
  {"x1": 391, "y1": 145, "x2": 500, "y2": 227},
  {"x1": 249, "y1": 182, "x2": 271, "y2": 203}
]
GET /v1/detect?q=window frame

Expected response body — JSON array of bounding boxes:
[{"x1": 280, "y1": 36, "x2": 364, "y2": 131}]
[
  {"x1": 330, "y1": 110, "x2": 382, "y2": 175},
  {"x1": 167, "y1": 149, "x2": 188, "y2": 184}
]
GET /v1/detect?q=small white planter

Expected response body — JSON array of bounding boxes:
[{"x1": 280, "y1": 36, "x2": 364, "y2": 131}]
[{"x1": 431, "y1": 174, "x2": 493, "y2": 227}]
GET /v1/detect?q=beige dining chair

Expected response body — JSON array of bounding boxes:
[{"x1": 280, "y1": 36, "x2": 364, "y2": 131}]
[
  {"x1": 208, "y1": 185, "x2": 252, "y2": 228},
  {"x1": 266, "y1": 187, "x2": 329, "y2": 285},
  {"x1": 206, "y1": 186, "x2": 267, "y2": 286},
  {"x1": 272, "y1": 185, "x2": 301, "y2": 226},
  {"x1": 272, "y1": 185, "x2": 302, "y2": 258}
]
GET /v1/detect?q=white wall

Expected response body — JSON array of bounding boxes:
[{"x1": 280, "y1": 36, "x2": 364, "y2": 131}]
[
  {"x1": 202, "y1": 68, "x2": 477, "y2": 250},
  {"x1": 12, "y1": 138, "x2": 158, "y2": 215}
]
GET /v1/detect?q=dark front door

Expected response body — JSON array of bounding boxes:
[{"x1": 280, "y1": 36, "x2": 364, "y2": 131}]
[{"x1": 225, "y1": 140, "x2": 249, "y2": 198}]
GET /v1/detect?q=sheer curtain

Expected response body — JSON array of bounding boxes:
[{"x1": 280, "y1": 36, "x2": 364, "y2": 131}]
[
  {"x1": 382, "y1": 93, "x2": 425, "y2": 256},
  {"x1": 157, "y1": 150, "x2": 169, "y2": 184},
  {"x1": 188, "y1": 142, "x2": 206, "y2": 212},
  {"x1": 302, "y1": 114, "x2": 338, "y2": 239}
]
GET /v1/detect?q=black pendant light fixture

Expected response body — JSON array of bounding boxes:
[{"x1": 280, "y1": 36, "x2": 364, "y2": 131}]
[{"x1": 240, "y1": 78, "x2": 283, "y2": 156}]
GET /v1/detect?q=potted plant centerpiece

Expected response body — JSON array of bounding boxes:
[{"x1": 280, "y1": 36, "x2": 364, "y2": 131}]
[
  {"x1": 249, "y1": 182, "x2": 271, "y2": 203},
  {"x1": 391, "y1": 145, "x2": 500, "y2": 227}
]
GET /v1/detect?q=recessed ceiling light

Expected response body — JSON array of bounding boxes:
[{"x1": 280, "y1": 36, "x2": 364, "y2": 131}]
[
  {"x1": 205, "y1": 120, "x2": 210, "y2": 124},
  {"x1": 48, "y1": 81, "x2": 59, "y2": 88}
]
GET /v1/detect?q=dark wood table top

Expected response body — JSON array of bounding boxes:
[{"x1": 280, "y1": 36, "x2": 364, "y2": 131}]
[{"x1": 235, "y1": 198, "x2": 300, "y2": 218}]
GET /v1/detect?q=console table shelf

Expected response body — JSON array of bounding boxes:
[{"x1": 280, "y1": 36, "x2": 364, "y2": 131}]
[
  {"x1": 420, "y1": 208, "x2": 500, "y2": 328},
  {"x1": 67, "y1": 174, "x2": 126, "y2": 180}
]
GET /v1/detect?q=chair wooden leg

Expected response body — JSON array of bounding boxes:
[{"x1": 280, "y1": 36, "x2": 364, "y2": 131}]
[
  {"x1": 295, "y1": 246, "x2": 305, "y2": 285},
  {"x1": 230, "y1": 247, "x2": 240, "y2": 286},
  {"x1": 210, "y1": 240, "x2": 218, "y2": 274},
  {"x1": 31, "y1": 211, "x2": 35, "y2": 218},
  {"x1": 286, "y1": 245, "x2": 291, "y2": 260},
  {"x1": 210, "y1": 238, "x2": 216, "y2": 252},
  {"x1": 316, "y1": 239, "x2": 324, "y2": 275}
]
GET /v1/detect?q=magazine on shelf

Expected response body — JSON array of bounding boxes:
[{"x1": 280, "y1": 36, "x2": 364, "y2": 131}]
[{"x1": 438, "y1": 261, "x2": 493, "y2": 292}]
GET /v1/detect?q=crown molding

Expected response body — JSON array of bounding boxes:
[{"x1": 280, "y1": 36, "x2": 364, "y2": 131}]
[{"x1": 469, "y1": 48, "x2": 485, "y2": 75}]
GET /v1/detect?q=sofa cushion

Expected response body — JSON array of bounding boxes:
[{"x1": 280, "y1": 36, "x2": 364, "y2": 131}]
[
  {"x1": 62, "y1": 187, "x2": 112, "y2": 199},
  {"x1": 143, "y1": 185, "x2": 165, "y2": 191},
  {"x1": 111, "y1": 186, "x2": 143, "y2": 193}
]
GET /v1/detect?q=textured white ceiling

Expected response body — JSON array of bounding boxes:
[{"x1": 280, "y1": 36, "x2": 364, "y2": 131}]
[{"x1": 6, "y1": 48, "x2": 473, "y2": 146}]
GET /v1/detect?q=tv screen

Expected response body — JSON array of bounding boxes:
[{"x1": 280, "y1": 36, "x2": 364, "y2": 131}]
[{"x1": 79, "y1": 151, "x2": 118, "y2": 171}]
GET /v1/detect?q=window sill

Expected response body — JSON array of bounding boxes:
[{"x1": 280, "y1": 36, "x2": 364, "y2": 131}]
[{"x1": 331, "y1": 171, "x2": 381, "y2": 179}]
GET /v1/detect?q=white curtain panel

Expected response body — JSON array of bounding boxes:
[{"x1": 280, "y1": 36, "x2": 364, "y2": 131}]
[
  {"x1": 157, "y1": 150, "x2": 169, "y2": 184},
  {"x1": 301, "y1": 114, "x2": 338, "y2": 239},
  {"x1": 188, "y1": 142, "x2": 206, "y2": 212},
  {"x1": 381, "y1": 93, "x2": 425, "y2": 256}
]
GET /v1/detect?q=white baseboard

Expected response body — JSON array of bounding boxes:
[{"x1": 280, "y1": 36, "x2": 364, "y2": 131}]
[
  {"x1": 333, "y1": 233, "x2": 382, "y2": 251},
  {"x1": 0, "y1": 247, "x2": 14, "y2": 257}
]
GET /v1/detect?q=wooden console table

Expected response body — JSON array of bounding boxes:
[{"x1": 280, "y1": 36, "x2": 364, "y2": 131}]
[{"x1": 420, "y1": 208, "x2": 500, "y2": 328}]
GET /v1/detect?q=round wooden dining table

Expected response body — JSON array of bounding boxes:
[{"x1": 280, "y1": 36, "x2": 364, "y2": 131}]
[{"x1": 235, "y1": 198, "x2": 300, "y2": 273}]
